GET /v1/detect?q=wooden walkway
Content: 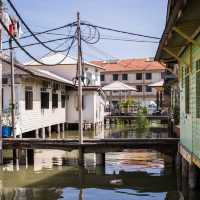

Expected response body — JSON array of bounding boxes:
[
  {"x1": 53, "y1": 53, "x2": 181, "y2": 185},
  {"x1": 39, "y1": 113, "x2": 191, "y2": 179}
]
[
  {"x1": 3, "y1": 138, "x2": 179, "y2": 154},
  {"x1": 105, "y1": 115, "x2": 170, "y2": 121}
]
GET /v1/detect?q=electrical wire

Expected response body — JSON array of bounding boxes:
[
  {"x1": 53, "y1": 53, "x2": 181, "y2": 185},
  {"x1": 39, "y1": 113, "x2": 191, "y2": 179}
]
[
  {"x1": 2, "y1": 22, "x2": 76, "y2": 44},
  {"x1": 81, "y1": 22, "x2": 160, "y2": 40},
  {"x1": 3, "y1": 36, "x2": 74, "y2": 51},
  {"x1": 6, "y1": 0, "x2": 75, "y2": 53},
  {"x1": 0, "y1": 17, "x2": 77, "y2": 66}
]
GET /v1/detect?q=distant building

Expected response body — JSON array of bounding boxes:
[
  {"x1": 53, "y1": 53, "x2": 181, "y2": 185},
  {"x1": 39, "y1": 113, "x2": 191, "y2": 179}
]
[{"x1": 92, "y1": 58, "x2": 165, "y2": 106}]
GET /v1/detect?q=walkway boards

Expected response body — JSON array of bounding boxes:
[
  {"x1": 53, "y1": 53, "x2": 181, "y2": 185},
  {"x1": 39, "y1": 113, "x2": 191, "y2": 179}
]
[
  {"x1": 104, "y1": 115, "x2": 170, "y2": 121},
  {"x1": 3, "y1": 138, "x2": 179, "y2": 154}
]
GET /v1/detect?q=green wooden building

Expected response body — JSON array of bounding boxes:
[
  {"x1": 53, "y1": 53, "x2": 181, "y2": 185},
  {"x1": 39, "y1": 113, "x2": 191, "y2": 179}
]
[{"x1": 156, "y1": 0, "x2": 200, "y2": 188}]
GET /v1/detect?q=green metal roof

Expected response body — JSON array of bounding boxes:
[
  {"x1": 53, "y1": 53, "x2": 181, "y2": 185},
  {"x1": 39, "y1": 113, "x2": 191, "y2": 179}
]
[{"x1": 155, "y1": 0, "x2": 200, "y2": 63}]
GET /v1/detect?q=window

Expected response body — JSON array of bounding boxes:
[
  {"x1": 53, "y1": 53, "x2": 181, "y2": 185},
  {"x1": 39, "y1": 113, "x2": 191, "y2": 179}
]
[
  {"x1": 41, "y1": 91, "x2": 49, "y2": 109},
  {"x1": 136, "y1": 85, "x2": 142, "y2": 92},
  {"x1": 2, "y1": 78, "x2": 8, "y2": 84},
  {"x1": 196, "y1": 60, "x2": 200, "y2": 117},
  {"x1": 113, "y1": 74, "x2": 118, "y2": 81},
  {"x1": 145, "y1": 73, "x2": 152, "y2": 80},
  {"x1": 136, "y1": 73, "x2": 142, "y2": 80},
  {"x1": 52, "y1": 93, "x2": 58, "y2": 108},
  {"x1": 100, "y1": 74, "x2": 105, "y2": 82},
  {"x1": 146, "y1": 86, "x2": 152, "y2": 92},
  {"x1": 61, "y1": 95, "x2": 66, "y2": 108},
  {"x1": 122, "y1": 74, "x2": 128, "y2": 81},
  {"x1": 25, "y1": 86, "x2": 33, "y2": 110}
]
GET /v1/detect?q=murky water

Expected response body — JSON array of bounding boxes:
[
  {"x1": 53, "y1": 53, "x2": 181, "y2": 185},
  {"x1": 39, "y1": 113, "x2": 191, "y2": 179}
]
[{"x1": 0, "y1": 124, "x2": 200, "y2": 200}]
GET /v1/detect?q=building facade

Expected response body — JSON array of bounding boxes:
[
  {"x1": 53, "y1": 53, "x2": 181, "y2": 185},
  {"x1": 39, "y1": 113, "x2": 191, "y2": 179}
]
[
  {"x1": 92, "y1": 59, "x2": 165, "y2": 106},
  {"x1": 26, "y1": 53, "x2": 105, "y2": 130},
  {"x1": 2, "y1": 59, "x2": 74, "y2": 137},
  {"x1": 155, "y1": 0, "x2": 200, "y2": 189}
]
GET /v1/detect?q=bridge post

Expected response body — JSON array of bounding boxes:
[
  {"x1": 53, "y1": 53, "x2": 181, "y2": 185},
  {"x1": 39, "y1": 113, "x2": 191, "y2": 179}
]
[
  {"x1": 42, "y1": 128, "x2": 45, "y2": 139},
  {"x1": 96, "y1": 153, "x2": 105, "y2": 166},
  {"x1": 35, "y1": 129, "x2": 39, "y2": 138},
  {"x1": 48, "y1": 126, "x2": 51, "y2": 138}
]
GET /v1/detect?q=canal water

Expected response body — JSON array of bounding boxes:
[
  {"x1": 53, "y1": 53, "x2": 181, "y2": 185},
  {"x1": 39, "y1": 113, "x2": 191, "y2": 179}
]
[{"x1": 1, "y1": 124, "x2": 200, "y2": 200}]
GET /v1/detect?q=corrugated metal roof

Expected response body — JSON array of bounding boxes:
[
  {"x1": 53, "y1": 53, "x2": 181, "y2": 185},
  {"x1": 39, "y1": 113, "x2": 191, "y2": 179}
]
[{"x1": 25, "y1": 53, "x2": 104, "y2": 70}]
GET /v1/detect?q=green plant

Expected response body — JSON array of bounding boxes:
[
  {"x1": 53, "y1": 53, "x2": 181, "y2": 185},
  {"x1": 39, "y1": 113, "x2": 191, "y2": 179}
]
[
  {"x1": 119, "y1": 98, "x2": 135, "y2": 113},
  {"x1": 135, "y1": 108, "x2": 149, "y2": 132}
]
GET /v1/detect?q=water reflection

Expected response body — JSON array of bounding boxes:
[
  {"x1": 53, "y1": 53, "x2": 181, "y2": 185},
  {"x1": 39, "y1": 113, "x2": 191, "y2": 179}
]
[{"x1": 0, "y1": 125, "x2": 199, "y2": 200}]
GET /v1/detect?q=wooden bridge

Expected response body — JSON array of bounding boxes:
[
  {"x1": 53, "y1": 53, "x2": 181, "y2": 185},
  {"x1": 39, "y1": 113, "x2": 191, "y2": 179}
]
[{"x1": 3, "y1": 138, "x2": 179, "y2": 155}]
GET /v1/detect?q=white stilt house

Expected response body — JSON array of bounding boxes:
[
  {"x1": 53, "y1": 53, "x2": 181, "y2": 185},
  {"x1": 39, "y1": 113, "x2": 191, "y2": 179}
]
[
  {"x1": 25, "y1": 53, "x2": 105, "y2": 130},
  {"x1": 2, "y1": 57, "x2": 74, "y2": 137}
]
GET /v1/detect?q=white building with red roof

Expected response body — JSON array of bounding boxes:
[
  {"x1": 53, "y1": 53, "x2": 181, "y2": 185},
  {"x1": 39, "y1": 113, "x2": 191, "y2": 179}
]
[{"x1": 92, "y1": 58, "x2": 165, "y2": 107}]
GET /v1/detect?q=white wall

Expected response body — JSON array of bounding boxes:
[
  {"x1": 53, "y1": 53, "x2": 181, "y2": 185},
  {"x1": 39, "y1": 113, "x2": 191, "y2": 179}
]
[
  {"x1": 66, "y1": 90, "x2": 105, "y2": 124},
  {"x1": 3, "y1": 77, "x2": 67, "y2": 135},
  {"x1": 28, "y1": 64, "x2": 101, "y2": 86}
]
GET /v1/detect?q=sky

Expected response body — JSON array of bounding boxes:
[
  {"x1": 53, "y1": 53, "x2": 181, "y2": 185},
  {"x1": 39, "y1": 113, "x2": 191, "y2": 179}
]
[{"x1": 3, "y1": 0, "x2": 168, "y2": 63}]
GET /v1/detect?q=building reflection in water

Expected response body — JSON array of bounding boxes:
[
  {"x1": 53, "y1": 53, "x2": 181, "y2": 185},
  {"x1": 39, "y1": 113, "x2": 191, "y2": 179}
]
[{"x1": 0, "y1": 126, "x2": 200, "y2": 200}]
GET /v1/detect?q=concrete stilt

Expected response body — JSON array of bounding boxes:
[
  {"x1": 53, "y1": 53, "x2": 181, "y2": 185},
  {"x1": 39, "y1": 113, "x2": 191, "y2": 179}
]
[
  {"x1": 176, "y1": 153, "x2": 181, "y2": 170},
  {"x1": 42, "y1": 127, "x2": 45, "y2": 139},
  {"x1": 96, "y1": 153, "x2": 105, "y2": 166},
  {"x1": 182, "y1": 157, "x2": 188, "y2": 178},
  {"x1": 188, "y1": 163, "x2": 198, "y2": 189},
  {"x1": 57, "y1": 124, "x2": 61, "y2": 138},
  {"x1": 163, "y1": 154, "x2": 173, "y2": 168},
  {"x1": 78, "y1": 148, "x2": 84, "y2": 166},
  {"x1": 35, "y1": 129, "x2": 39, "y2": 138},
  {"x1": 27, "y1": 149, "x2": 34, "y2": 165},
  {"x1": 61, "y1": 123, "x2": 65, "y2": 139},
  {"x1": 48, "y1": 126, "x2": 52, "y2": 138}
]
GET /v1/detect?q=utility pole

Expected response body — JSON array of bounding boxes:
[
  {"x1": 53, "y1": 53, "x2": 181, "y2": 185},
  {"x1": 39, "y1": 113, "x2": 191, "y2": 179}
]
[
  {"x1": 0, "y1": 0, "x2": 3, "y2": 164},
  {"x1": 77, "y1": 12, "x2": 83, "y2": 144},
  {"x1": 9, "y1": 38, "x2": 16, "y2": 138}
]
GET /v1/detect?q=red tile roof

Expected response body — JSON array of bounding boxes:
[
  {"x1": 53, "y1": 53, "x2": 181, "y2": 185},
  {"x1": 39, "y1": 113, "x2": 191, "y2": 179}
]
[{"x1": 91, "y1": 58, "x2": 165, "y2": 72}]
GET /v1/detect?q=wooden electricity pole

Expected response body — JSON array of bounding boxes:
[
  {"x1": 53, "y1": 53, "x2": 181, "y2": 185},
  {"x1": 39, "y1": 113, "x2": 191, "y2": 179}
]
[
  {"x1": 77, "y1": 12, "x2": 83, "y2": 144},
  {"x1": 9, "y1": 38, "x2": 16, "y2": 138}
]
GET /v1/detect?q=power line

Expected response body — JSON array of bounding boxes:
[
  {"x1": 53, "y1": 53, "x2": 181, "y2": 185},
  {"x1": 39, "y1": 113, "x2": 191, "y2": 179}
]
[
  {"x1": 2, "y1": 22, "x2": 75, "y2": 44},
  {"x1": 6, "y1": 0, "x2": 75, "y2": 53},
  {"x1": 0, "y1": 16, "x2": 77, "y2": 66},
  {"x1": 81, "y1": 22, "x2": 160, "y2": 40},
  {"x1": 3, "y1": 36, "x2": 74, "y2": 50}
]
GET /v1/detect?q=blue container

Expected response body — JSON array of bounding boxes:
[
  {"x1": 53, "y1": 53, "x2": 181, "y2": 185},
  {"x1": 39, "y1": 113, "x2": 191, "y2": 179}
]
[{"x1": 2, "y1": 126, "x2": 12, "y2": 138}]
